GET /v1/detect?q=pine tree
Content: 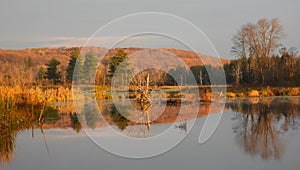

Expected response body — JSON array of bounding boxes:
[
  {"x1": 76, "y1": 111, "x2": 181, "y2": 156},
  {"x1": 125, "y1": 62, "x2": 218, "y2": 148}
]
[
  {"x1": 109, "y1": 49, "x2": 129, "y2": 76},
  {"x1": 109, "y1": 49, "x2": 132, "y2": 86},
  {"x1": 73, "y1": 56, "x2": 84, "y2": 84},
  {"x1": 83, "y1": 52, "x2": 98, "y2": 84},
  {"x1": 66, "y1": 48, "x2": 80, "y2": 83},
  {"x1": 46, "y1": 58, "x2": 61, "y2": 84}
]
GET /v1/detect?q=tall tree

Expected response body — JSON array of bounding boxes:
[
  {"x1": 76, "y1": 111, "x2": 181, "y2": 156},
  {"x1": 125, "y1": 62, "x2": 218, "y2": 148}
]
[
  {"x1": 73, "y1": 56, "x2": 84, "y2": 84},
  {"x1": 109, "y1": 49, "x2": 129, "y2": 76},
  {"x1": 230, "y1": 60, "x2": 243, "y2": 84},
  {"x1": 109, "y1": 49, "x2": 131, "y2": 86},
  {"x1": 66, "y1": 48, "x2": 80, "y2": 83},
  {"x1": 231, "y1": 18, "x2": 285, "y2": 85},
  {"x1": 84, "y1": 52, "x2": 98, "y2": 84},
  {"x1": 279, "y1": 47, "x2": 298, "y2": 85},
  {"x1": 46, "y1": 58, "x2": 61, "y2": 84},
  {"x1": 99, "y1": 55, "x2": 110, "y2": 86}
]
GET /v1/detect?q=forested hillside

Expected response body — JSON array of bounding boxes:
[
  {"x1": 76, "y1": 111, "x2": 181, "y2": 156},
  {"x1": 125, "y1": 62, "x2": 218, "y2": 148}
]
[{"x1": 0, "y1": 47, "x2": 228, "y2": 85}]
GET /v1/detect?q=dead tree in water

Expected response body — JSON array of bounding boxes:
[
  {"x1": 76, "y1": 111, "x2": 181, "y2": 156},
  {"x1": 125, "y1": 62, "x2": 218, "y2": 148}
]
[
  {"x1": 136, "y1": 73, "x2": 152, "y2": 130},
  {"x1": 138, "y1": 73, "x2": 152, "y2": 104}
]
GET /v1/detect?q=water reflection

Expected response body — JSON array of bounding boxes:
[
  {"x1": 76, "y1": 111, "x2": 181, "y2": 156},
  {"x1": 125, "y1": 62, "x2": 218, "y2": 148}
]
[
  {"x1": 228, "y1": 97, "x2": 300, "y2": 160},
  {"x1": 110, "y1": 104, "x2": 130, "y2": 131},
  {"x1": 175, "y1": 121, "x2": 187, "y2": 133},
  {"x1": 0, "y1": 105, "x2": 59, "y2": 165},
  {"x1": 2, "y1": 97, "x2": 299, "y2": 166},
  {"x1": 99, "y1": 100, "x2": 177, "y2": 138},
  {"x1": 0, "y1": 99, "x2": 219, "y2": 165},
  {"x1": 97, "y1": 100, "x2": 215, "y2": 138},
  {"x1": 70, "y1": 114, "x2": 82, "y2": 133}
]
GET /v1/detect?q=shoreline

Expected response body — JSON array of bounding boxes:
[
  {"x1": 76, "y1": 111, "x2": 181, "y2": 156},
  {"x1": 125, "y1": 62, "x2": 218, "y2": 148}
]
[{"x1": 0, "y1": 85, "x2": 299, "y2": 106}]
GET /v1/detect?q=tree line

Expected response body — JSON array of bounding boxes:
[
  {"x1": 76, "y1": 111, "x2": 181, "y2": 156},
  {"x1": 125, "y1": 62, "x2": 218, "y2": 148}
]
[
  {"x1": 38, "y1": 48, "x2": 299, "y2": 87},
  {"x1": 226, "y1": 18, "x2": 300, "y2": 86},
  {"x1": 37, "y1": 48, "x2": 98, "y2": 85}
]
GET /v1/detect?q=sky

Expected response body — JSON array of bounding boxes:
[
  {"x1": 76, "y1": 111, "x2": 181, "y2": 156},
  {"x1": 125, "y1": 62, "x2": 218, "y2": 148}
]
[{"x1": 0, "y1": 0, "x2": 299, "y2": 59}]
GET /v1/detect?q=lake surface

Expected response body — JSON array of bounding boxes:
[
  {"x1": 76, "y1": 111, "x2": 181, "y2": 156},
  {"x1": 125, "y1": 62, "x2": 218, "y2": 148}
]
[{"x1": 1, "y1": 97, "x2": 300, "y2": 170}]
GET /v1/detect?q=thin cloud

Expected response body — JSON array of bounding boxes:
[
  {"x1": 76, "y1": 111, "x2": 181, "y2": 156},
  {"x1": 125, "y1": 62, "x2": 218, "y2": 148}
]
[{"x1": 0, "y1": 35, "x2": 193, "y2": 51}]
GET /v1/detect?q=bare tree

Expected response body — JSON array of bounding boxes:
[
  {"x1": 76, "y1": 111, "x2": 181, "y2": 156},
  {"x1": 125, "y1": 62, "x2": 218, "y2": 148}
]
[
  {"x1": 231, "y1": 18, "x2": 285, "y2": 85},
  {"x1": 232, "y1": 61, "x2": 242, "y2": 84},
  {"x1": 231, "y1": 27, "x2": 248, "y2": 58}
]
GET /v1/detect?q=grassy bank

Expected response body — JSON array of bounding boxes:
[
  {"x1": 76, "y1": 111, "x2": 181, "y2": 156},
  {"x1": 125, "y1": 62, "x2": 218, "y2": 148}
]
[
  {"x1": 0, "y1": 85, "x2": 299, "y2": 108},
  {"x1": 226, "y1": 86, "x2": 300, "y2": 98},
  {"x1": 0, "y1": 86, "x2": 73, "y2": 108}
]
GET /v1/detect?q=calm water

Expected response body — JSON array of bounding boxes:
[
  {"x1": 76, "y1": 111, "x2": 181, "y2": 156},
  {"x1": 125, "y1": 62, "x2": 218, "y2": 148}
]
[{"x1": 1, "y1": 97, "x2": 300, "y2": 170}]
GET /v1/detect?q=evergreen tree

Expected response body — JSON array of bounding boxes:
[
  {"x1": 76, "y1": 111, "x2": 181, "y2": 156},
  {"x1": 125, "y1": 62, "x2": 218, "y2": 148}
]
[
  {"x1": 73, "y1": 56, "x2": 84, "y2": 84},
  {"x1": 66, "y1": 48, "x2": 80, "y2": 83},
  {"x1": 109, "y1": 49, "x2": 132, "y2": 86},
  {"x1": 109, "y1": 49, "x2": 128, "y2": 76},
  {"x1": 46, "y1": 58, "x2": 61, "y2": 84},
  {"x1": 84, "y1": 52, "x2": 98, "y2": 83}
]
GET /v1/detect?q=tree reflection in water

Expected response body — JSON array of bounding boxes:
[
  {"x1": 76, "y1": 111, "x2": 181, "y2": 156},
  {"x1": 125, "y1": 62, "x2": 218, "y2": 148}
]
[
  {"x1": 101, "y1": 100, "x2": 153, "y2": 138},
  {"x1": 109, "y1": 104, "x2": 130, "y2": 131},
  {"x1": 126, "y1": 100, "x2": 152, "y2": 138},
  {"x1": 0, "y1": 105, "x2": 59, "y2": 166},
  {"x1": 0, "y1": 109, "x2": 32, "y2": 166},
  {"x1": 229, "y1": 97, "x2": 300, "y2": 160},
  {"x1": 70, "y1": 114, "x2": 82, "y2": 133},
  {"x1": 175, "y1": 121, "x2": 187, "y2": 133},
  {"x1": 2, "y1": 97, "x2": 299, "y2": 165}
]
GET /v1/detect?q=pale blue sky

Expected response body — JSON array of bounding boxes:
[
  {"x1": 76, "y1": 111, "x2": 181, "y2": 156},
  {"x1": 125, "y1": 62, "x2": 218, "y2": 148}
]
[{"x1": 0, "y1": 0, "x2": 299, "y2": 59}]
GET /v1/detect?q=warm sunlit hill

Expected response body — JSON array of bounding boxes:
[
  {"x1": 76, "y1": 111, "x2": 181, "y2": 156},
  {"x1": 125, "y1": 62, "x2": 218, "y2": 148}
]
[
  {"x1": 106, "y1": 47, "x2": 229, "y2": 68},
  {"x1": 163, "y1": 48, "x2": 229, "y2": 66},
  {"x1": 0, "y1": 47, "x2": 229, "y2": 84},
  {"x1": 0, "y1": 47, "x2": 74, "y2": 84}
]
